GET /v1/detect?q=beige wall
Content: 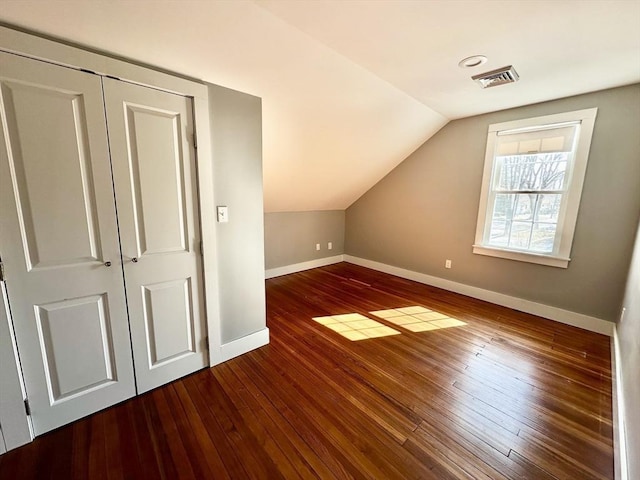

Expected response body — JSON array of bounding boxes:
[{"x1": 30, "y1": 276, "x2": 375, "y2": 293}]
[
  {"x1": 346, "y1": 84, "x2": 640, "y2": 322},
  {"x1": 264, "y1": 210, "x2": 345, "y2": 269},
  {"x1": 209, "y1": 84, "x2": 266, "y2": 344},
  {"x1": 617, "y1": 215, "x2": 640, "y2": 479}
]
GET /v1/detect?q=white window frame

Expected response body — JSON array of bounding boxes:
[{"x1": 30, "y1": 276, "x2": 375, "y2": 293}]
[{"x1": 473, "y1": 108, "x2": 598, "y2": 268}]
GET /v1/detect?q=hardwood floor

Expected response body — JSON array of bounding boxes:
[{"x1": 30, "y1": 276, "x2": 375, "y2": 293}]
[{"x1": 0, "y1": 262, "x2": 613, "y2": 479}]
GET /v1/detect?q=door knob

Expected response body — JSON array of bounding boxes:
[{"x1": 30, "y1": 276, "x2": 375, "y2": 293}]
[{"x1": 104, "y1": 261, "x2": 112, "y2": 267}]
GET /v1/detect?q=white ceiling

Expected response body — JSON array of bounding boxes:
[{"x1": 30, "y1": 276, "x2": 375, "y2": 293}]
[{"x1": 1, "y1": 1, "x2": 639, "y2": 212}]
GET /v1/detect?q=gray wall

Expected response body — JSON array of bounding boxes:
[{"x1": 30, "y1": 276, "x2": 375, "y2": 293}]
[
  {"x1": 264, "y1": 210, "x2": 345, "y2": 269},
  {"x1": 209, "y1": 84, "x2": 266, "y2": 344},
  {"x1": 618, "y1": 216, "x2": 640, "y2": 479},
  {"x1": 346, "y1": 84, "x2": 640, "y2": 322}
]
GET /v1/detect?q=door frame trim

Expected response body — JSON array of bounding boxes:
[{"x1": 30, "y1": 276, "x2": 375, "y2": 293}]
[
  {"x1": 0, "y1": 282, "x2": 33, "y2": 449},
  {"x1": 0, "y1": 25, "x2": 223, "y2": 450}
]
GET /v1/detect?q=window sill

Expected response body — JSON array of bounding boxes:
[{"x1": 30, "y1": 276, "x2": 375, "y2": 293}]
[{"x1": 472, "y1": 245, "x2": 570, "y2": 268}]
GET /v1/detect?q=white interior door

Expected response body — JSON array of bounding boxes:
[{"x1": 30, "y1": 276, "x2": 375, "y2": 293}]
[
  {"x1": 0, "y1": 53, "x2": 136, "y2": 435},
  {"x1": 103, "y1": 78, "x2": 207, "y2": 393}
]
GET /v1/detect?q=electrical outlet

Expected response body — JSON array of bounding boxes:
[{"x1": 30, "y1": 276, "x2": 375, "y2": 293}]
[
  {"x1": 445, "y1": 259, "x2": 452, "y2": 269},
  {"x1": 316, "y1": 243, "x2": 321, "y2": 251},
  {"x1": 328, "y1": 242, "x2": 333, "y2": 250}
]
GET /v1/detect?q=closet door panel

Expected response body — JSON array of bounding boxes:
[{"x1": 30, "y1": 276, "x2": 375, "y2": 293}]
[
  {"x1": 103, "y1": 78, "x2": 207, "y2": 393},
  {"x1": 0, "y1": 52, "x2": 136, "y2": 435},
  {"x1": 124, "y1": 103, "x2": 188, "y2": 256},
  {"x1": 34, "y1": 294, "x2": 117, "y2": 400},
  {"x1": 2, "y1": 79, "x2": 102, "y2": 269},
  {"x1": 142, "y1": 278, "x2": 196, "y2": 367}
]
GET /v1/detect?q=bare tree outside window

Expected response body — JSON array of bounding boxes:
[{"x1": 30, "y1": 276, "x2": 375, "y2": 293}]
[{"x1": 488, "y1": 152, "x2": 568, "y2": 252}]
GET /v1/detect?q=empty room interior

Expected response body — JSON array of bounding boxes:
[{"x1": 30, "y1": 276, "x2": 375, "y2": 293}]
[{"x1": 0, "y1": 1, "x2": 639, "y2": 479}]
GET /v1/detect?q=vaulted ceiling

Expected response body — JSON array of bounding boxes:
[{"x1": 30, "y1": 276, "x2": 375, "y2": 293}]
[{"x1": 1, "y1": 1, "x2": 639, "y2": 212}]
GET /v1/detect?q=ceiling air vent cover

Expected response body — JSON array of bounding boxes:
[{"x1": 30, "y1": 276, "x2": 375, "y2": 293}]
[{"x1": 472, "y1": 65, "x2": 519, "y2": 88}]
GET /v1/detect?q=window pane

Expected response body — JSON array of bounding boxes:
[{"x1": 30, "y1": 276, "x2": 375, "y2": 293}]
[
  {"x1": 509, "y1": 221, "x2": 533, "y2": 249},
  {"x1": 488, "y1": 194, "x2": 513, "y2": 247},
  {"x1": 496, "y1": 153, "x2": 568, "y2": 191},
  {"x1": 530, "y1": 223, "x2": 557, "y2": 253},
  {"x1": 536, "y1": 194, "x2": 561, "y2": 223},
  {"x1": 492, "y1": 193, "x2": 515, "y2": 221},
  {"x1": 513, "y1": 194, "x2": 533, "y2": 221},
  {"x1": 487, "y1": 193, "x2": 562, "y2": 251},
  {"x1": 488, "y1": 220, "x2": 508, "y2": 246}
]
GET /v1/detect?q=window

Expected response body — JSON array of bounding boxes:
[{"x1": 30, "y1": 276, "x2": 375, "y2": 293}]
[{"x1": 473, "y1": 108, "x2": 598, "y2": 268}]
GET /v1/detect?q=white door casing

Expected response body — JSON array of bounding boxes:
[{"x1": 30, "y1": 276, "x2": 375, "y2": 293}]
[
  {"x1": 103, "y1": 78, "x2": 208, "y2": 393},
  {"x1": 0, "y1": 52, "x2": 136, "y2": 435}
]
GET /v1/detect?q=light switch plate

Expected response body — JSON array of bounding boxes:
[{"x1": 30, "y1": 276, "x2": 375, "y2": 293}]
[{"x1": 217, "y1": 206, "x2": 229, "y2": 223}]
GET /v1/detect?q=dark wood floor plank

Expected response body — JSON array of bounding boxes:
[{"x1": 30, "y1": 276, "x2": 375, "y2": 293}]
[
  {"x1": 213, "y1": 364, "x2": 305, "y2": 480},
  {"x1": 141, "y1": 390, "x2": 180, "y2": 480},
  {"x1": 172, "y1": 381, "x2": 231, "y2": 480},
  {"x1": 27, "y1": 425, "x2": 72, "y2": 480},
  {"x1": 88, "y1": 411, "x2": 107, "y2": 480},
  {"x1": 181, "y1": 375, "x2": 250, "y2": 479},
  {"x1": 253, "y1": 339, "x2": 428, "y2": 480},
  {"x1": 235, "y1": 352, "x2": 365, "y2": 480},
  {"x1": 517, "y1": 424, "x2": 613, "y2": 479},
  {"x1": 70, "y1": 415, "x2": 91, "y2": 479},
  {"x1": 103, "y1": 408, "x2": 124, "y2": 480},
  {"x1": 408, "y1": 421, "x2": 511, "y2": 480},
  {"x1": 224, "y1": 358, "x2": 337, "y2": 479},
  {"x1": 162, "y1": 383, "x2": 216, "y2": 480},
  {"x1": 192, "y1": 368, "x2": 286, "y2": 480},
  {"x1": 268, "y1": 322, "x2": 423, "y2": 443},
  {"x1": 0, "y1": 262, "x2": 613, "y2": 479},
  {"x1": 124, "y1": 397, "x2": 164, "y2": 479}
]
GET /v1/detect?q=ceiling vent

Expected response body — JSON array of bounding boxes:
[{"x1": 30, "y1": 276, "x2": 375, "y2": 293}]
[{"x1": 472, "y1": 65, "x2": 519, "y2": 88}]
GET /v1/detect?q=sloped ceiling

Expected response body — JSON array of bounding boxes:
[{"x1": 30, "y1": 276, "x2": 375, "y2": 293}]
[
  {"x1": 258, "y1": 0, "x2": 640, "y2": 119},
  {"x1": 1, "y1": 1, "x2": 639, "y2": 212}
]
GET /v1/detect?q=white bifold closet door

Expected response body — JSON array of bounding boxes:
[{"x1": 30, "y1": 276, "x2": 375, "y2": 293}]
[
  {"x1": 102, "y1": 78, "x2": 207, "y2": 394},
  {"x1": 0, "y1": 52, "x2": 207, "y2": 435},
  {"x1": 0, "y1": 52, "x2": 137, "y2": 434}
]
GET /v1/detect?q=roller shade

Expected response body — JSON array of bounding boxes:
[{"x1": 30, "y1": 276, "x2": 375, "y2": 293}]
[{"x1": 496, "y1": 123, "x2": 579, "y2": 155}]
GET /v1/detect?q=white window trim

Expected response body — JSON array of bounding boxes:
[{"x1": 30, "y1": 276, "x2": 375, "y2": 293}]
[{"x1": 473, "y1": 108, "x2": 598, "y2": 268}]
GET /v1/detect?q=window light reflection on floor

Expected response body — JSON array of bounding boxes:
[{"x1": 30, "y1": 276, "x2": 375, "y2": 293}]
[
  {"x1": 369, "y1": 306, "x2": 466, "y2": 332},
  {"x1": 313, "y1": 307, "x2": 466, "y2": 341},
  {"x1": 312, "y1": 313, "x2": 401, "y2": 341}
]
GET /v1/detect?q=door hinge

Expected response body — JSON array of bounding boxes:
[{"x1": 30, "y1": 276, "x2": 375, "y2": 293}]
[
  {"x1": 191, "y1": 133, "x2": 198, "y2": 150},
  {"x1": 0, "y1": 259, "x2": 4, "y2": 282},
  {"x1": 24, "y1": 399, "x2": 31, "y2": 416},
  {"x1": 205, "y1": 336, "x2": 209, "y2": 350},
  {"x1": 199, "y1": 241, "x2": 204, "y2": 256}
]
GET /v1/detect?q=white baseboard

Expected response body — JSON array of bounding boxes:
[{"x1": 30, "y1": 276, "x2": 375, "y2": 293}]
[
  {"x1": 265, "y1": 255, "x2": 344, "y2": 279},
  {"x1": 344, "y1": 255, "x2": 613, "y2": 336},
  {"x1": 217, "y1": 328, "x2": 270, "y2": 364},
  {"x1": 612, "y1": 325, "x2": 629, "y2": 480}
]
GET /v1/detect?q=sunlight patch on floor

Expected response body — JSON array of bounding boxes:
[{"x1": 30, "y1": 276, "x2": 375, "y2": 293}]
[
  {"x1": 312, "y1": 313, "x2": 401, "y2": 341},
  {"x1": 370, "y1": 307, "x2": 466, "y2": 332}
]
